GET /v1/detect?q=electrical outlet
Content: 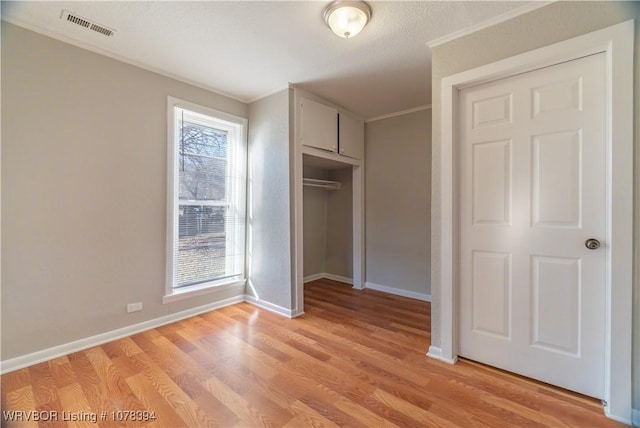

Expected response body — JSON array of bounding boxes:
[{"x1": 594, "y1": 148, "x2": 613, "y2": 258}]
[{"x1": 127, "y1": 302, "x2": 142, "y2": 313}]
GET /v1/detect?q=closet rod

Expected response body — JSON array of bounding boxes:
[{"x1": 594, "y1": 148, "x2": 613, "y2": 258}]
[{"x1": 303, "y1": 178, "x2": 341, "y2": 190}]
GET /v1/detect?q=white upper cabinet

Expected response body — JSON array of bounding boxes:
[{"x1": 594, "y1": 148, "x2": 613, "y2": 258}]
[
  {"x1": 300, "y1": 97, "x2": 338, "y2": 153},
  {"x1": 338, "y1": 113, "x2": 364, "y2": 160}
]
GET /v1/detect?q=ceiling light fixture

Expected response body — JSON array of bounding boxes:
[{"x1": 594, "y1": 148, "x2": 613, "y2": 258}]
[{"x1": 324, "y1": 1, "x2": 371, "y2": 39}]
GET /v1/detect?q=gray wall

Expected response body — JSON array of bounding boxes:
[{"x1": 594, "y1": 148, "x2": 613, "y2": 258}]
[
  {"x1": 429, "y1": 1, "x2": 639, "y2": 410},
  {"x1": 247, "y1": 89, "x2": 293, "y2": 309},
  {"x1": 301, "y1": 165, "x2": 353, "y2": 280},
  {"x1": 325, "y1": 167, "x2": 353, "y2": 279},
  {"x1": 365, "y1": 110, "x2": 431, "y2": 296},
  {"x1": 1, "y1": 23, "x2": 248, "y2": 360},
  {"x1": 302, "y1": 166, "x2": 328, "y2": 277}
]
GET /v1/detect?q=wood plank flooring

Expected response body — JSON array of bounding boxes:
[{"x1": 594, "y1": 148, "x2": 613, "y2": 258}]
[{"x1": 1, "y1": 279, "x2": 625, "y2": 427}]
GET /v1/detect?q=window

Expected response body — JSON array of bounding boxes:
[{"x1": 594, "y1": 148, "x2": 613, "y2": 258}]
[{"x1": 166, "y1": 97, "x2": 247, "y2": 300}]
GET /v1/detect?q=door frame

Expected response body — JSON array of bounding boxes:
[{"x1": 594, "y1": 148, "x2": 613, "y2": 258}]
[
  {"x1": 291, "y1": 87, "x2": 366, "y2": 317},
  {"x1": 431, "y1": 20, "x2": 634, "y2": 423}
]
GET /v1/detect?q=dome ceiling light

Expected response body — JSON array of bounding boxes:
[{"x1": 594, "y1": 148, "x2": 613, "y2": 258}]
[{"x1": 324, "y1": 1, "x2": 371, "y2": 39}]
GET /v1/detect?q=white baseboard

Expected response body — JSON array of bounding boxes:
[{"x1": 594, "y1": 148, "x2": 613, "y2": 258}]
[
  {"x1": 631, "y1": 408, "x2": 639, "y2": 427},
  {"x1": 605, "y1": 408, "x2": 632, "y2": 426},
  {"x1": 426, "y1": 345, "x2": 442, "y2": 360},
  {"x1": 303, "y1": 273, "x2": 324, "y2": 283},
  {"x1": 0, "y1": 280, "x2": 429, "y2": 375},
  {"x1": 303, "y1": 272, "x2": 353, "y2": 285},
  {"x1": 322, "y1": 273, "x2": 353, "y2": 285},
  {"x1": 244, "y1": 295, "x2": 294, "y2": 318},
  {"x1": 0, "y1": 295, "x2": 245, "y2": 375},
  {"x1": 365, "y1": 281, "x2": 431, "y2": 302},
  {"x1": 426, "y1": 346, "x2": 457, "y2": 365}
]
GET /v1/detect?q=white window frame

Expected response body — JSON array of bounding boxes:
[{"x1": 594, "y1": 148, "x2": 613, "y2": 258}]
[{"x1": 164, "y1": 96, "x2": 248, "y2": 303}]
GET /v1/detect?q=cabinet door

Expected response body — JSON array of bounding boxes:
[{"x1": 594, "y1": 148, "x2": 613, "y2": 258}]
[
  {"x1": 338, "y1": 114, "x2": 364, "y2": 159},
  {"x1": 300, "y1": 97, "x2": 338, "y2": 152}
]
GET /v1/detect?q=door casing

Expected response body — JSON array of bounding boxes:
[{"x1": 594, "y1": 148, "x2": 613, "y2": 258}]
[{"x1": 430, "y1": 20, "x2": 634, "y2": 423}]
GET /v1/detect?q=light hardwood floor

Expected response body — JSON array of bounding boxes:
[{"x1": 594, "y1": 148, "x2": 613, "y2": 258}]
[{"x1": 1, "y1": 279, "x2": 625, "y2": 427}]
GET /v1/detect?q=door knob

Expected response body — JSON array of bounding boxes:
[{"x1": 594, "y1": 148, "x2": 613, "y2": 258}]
[{"x1": 585, "y1": 238, "x2": 600, "y2": 250}]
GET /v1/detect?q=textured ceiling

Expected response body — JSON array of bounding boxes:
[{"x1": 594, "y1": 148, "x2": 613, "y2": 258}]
[{"x1": 1, "y1": 1, "x2": 535, "y2": 119}]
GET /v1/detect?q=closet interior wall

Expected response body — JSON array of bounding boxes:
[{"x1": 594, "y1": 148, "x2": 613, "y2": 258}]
[{"x1": 303, "y1": 163, "x2": 353, "y2": 282}]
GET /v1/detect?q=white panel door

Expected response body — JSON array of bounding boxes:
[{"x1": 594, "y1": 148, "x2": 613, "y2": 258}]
[{"x1": 458, "y1": 53, "x2": 606, "y2": 398}]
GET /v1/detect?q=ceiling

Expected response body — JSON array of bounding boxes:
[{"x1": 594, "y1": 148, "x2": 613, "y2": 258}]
[{"x1": 1, "y1": 1, "x2": 536, "y2": 120}]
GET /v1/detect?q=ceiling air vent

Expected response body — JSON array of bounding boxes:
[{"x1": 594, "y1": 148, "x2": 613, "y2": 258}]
[{"x1": 60, "y1": 10, "x2": 116, "y2": 37}]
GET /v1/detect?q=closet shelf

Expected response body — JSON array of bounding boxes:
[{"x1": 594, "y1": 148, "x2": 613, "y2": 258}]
[{"x1": 303, "y1": 178, "x2": 341, "y2": 190}]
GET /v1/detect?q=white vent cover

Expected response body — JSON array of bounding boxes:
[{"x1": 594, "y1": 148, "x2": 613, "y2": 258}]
[{"x1": 60, "y1": 10, "x2": 116, "y2": 37}]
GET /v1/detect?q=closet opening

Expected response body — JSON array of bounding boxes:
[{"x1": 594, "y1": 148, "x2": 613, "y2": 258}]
[{"x1": 302, "y1": 153, "x2": 354, "y2": 286}]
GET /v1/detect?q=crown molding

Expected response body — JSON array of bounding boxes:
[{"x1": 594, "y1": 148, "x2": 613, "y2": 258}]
[
  {"x1": 366, "y1": 105, "x2": 431, "y2": 123},
  {"x1": 426, "y1": 1, "x2": 553, "y2": 49},
  {"x1": 1, "y1": 16, "x2": 249, "y2": 104},
  {"x1": 247, "y1": 83, "x2": 293, "y2": 104}
]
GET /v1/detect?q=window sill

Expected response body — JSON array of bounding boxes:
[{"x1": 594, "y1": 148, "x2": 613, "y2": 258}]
[{"x1": 162, "y1": 278, "x2": 246, "y2": 304}]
